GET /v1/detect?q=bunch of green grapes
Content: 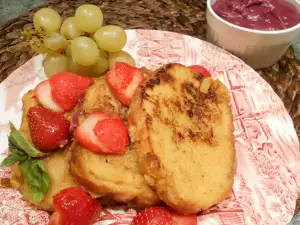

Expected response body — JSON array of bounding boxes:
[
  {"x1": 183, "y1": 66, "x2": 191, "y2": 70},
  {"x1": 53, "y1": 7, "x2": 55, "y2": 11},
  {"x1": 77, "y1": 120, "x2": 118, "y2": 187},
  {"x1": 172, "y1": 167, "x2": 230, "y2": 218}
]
[{"x1": 30, "y1": 5, "x2": 135, "y2": 78}]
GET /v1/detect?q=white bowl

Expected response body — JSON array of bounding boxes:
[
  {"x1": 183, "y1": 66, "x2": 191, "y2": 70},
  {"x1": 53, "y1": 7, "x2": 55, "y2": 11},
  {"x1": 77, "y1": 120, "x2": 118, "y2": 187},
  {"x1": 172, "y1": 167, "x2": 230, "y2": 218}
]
[{"x1": 206, "y1": 0, "x2": 300, "y2": 69}]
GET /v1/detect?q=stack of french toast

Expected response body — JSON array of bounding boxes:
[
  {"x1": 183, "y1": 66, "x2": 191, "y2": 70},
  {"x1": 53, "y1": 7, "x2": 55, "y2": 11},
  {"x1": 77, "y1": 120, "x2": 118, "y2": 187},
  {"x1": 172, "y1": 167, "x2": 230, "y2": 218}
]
[{"x1": 9, "y1": 62, "x2": 235, "y2": 215}]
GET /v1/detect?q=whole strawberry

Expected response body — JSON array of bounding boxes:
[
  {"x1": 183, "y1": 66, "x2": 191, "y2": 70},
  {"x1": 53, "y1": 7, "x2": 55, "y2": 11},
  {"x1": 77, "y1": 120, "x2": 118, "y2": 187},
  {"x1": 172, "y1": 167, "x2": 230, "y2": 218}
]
[
  {"x1": 130, "y1": 207, "x2": 198, "y2": 225},
  {"x1": 50, "y1": 187, "x2": 101, "y2": 225},
  {"x1": 28, "y1": 107, "x2": 70, "y2": 152},
  {"x1": 131, "y1": 207, "x2": 173, "y2": 225}
]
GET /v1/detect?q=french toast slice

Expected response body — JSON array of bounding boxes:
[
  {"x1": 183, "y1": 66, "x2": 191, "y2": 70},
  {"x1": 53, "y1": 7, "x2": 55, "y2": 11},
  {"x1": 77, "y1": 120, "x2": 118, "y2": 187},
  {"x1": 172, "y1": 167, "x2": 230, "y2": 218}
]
[
  {"x1": 70, "y1": 143, "x2": 160, "y2": 207},
  {"x1": 128, "y1": 63, "x2": 236, "y2": 214},
  {"x1": 10, "y1": 91, "x2": 80, "y2": 211},
  {"x1": 69, "y1": 77, "x2": 160, "y2": 207},
  {"x1": 80, "y1": 77, "x2": 127, "y2": 117}
]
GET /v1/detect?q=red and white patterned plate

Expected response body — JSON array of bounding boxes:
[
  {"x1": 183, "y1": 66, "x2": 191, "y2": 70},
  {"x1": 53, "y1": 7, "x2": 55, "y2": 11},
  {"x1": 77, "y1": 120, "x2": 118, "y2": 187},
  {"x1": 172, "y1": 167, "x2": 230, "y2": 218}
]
[{"x1": 0, "y1": 29, "x2": 299, "y2": 225}]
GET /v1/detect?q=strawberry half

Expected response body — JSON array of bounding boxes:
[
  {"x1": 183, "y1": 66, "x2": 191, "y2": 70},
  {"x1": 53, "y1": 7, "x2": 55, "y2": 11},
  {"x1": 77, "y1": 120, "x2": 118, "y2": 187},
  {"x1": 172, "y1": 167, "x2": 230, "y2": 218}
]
[
  {"x1": 131, "y1": 207, "x2": 173, "y2": 225},
  {"x1": 28, "y1": 107, "x2": 70, "y2": 152},
  {"x1": 171, "y1": 211, "x2": 197, "y2": 225},
  {"x1": 35, "y1": 72, "x2": 93, "y2": 112},
  {"x1": 188, "y1": 65, "x2": 211, "y2": 77},
  {"x1": 35, "y1": 80, "x2": 64, "y2": 112},
  {"x1": 75, "y1": 112, "x2": 129, "y2": 154},
  {"x1": 50, "y1": 187, "x2": 101, "y2": 225},
  {"x1": 106, "y1": 62, "x2": 145, "y2": 105}
]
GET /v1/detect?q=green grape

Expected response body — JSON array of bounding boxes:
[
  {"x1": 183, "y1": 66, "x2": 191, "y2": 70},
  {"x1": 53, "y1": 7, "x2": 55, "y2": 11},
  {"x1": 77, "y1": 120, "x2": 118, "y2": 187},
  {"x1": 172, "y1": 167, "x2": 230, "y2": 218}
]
[
  {"x1": 33, "y1": 8, "x2": 62, "y2": 32},
  {"x1": 43, "y1": 32, "x2": 69, "y2": 52},
  {"x1": 69, "y1": 56, "x2": 92, "y2": 76},
  {"x1": 43, "y1": 54, "x2": 69, "y2": 78},
  {"x1": 99, "y1": 48, "x2": 108, "y2": 59},
  {"x1": 75, "y1": 4, "x2": 103, "y2": 33},
  {"x1": 71, "y1": 36, "x2": 99, "y2": 66},
  {"x1": 94, "y1": 25, "x2": 127, "y2": 52},
  {"x1": 108, "y1": 50, "x2": 135, "y2": 69},
  {"x1": 60, "y1": 17, "x2": 83, "y2": 40},
  {"x1": 90, "y1": 55, "x2": 109, "y2": 76}
]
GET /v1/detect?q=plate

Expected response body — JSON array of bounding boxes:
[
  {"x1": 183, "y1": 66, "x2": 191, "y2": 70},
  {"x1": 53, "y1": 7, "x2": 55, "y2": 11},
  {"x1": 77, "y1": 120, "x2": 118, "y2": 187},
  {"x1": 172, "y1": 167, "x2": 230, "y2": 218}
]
[{"x1": 0, "y1": 29, "x2": 299, "y2": 225}]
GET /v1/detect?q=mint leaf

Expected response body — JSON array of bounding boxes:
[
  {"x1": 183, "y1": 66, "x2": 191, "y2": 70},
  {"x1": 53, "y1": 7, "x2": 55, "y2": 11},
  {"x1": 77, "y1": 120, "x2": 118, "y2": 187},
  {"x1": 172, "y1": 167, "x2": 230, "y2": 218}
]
[
  {"x1": 9, "y1": 122, "x2": 42, "y2": 157},
  {"x1": 36, "y1": 160, "x2": 50, "y2": 194},
  {"x1": 1, "y1": 121, "x2": 51, "y2": 203},
  {"x1": 19, "y1": 159, "x2": 50, "y2": 203},
  {"x1": 9, "y1": 139, "x2": 26, "y2": 156},
  {"x1": 31, "y1": 190, "x2": 45, "y2": 203},
  {"x1": 0, "y1": 154, "x2": 27, "y2": 168}
]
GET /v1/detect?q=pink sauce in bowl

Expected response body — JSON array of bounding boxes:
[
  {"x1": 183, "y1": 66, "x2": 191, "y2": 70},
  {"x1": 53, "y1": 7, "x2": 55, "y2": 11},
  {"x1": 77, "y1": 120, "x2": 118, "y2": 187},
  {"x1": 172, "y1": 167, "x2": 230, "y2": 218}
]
[{"x1": 212, "y1": 0, "x2": 300, "y2": 31}]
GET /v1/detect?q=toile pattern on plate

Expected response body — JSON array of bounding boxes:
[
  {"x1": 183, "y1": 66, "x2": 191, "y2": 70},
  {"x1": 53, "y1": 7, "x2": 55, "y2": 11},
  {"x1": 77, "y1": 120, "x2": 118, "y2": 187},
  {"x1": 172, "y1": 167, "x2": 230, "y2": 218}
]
[{"x1": 0, "y1": 30, "x2": 299, "y2": 225}]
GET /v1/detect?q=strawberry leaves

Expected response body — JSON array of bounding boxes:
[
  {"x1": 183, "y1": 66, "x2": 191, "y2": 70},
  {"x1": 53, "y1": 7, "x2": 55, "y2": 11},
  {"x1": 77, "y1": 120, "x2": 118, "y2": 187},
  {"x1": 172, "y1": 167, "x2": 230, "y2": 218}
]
[{"x1": 0, "y1": 122, "x2": 50, "y2": 203}]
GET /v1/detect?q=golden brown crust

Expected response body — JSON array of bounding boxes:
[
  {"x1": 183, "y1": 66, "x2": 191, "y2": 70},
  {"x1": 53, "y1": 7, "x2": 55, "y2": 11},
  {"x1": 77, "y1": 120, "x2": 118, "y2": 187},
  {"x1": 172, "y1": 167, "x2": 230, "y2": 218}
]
[
  {"x1": 68, "y1": 77, "x2": 160, "y2": 207},
  {"x1": 128, "y1": 63, "x2": 236, "y2": 214},
  {"x1": 10, "y1": 91, "x2": 81, "y2": 211},
  {"x1": 69, "y1": 142, "x2": 160, "y2": 207},
  {"x1": 81, "y1": 77, "x2": 128, "y2": 117}
]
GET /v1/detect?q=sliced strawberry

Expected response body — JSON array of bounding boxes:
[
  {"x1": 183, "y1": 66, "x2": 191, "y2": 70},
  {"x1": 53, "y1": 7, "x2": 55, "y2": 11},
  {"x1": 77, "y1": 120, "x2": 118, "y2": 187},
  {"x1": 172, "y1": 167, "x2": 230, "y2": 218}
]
[
  {"x1": 171, "y1": 211, "x2": 198, "y2": 225},
  {"x1": 75, "y1": 112, "x2": 129, "y2": 154},
  {"x1": 28, "y1": 107, "x2": 70, "y2": 152},
  {"x1": 106, "y1": 62, "x2": 145, "y2": 105},
  {"x1": 188, "y1": 65, "x2": 211, "y2": 77},
  {"x1": 131, "y1": 207, "x2": 173, "y2": 225},
  {"x1": 94, "y1": 118, "x2": 129, "y2": 154},
  {"x1": 35, "y1": 80, "x2": 64, "y2": 112},
  {"x1": 75, "y1": 112, "x2": 109, "y2": 153},
  {"x1": 51, "y1": 187, "x2": 101, "y2": 225},
  {"x1": 49, "y1": 72, "x2": 93, "y2": 112}
]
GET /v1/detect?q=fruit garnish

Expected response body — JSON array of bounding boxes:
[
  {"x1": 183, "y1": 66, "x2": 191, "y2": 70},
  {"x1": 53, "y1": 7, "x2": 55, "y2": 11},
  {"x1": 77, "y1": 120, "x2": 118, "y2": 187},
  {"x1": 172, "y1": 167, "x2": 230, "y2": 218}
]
[
  {"x1": 33, "y1": 8, "x2": 62, "y2": 33},
  {"x1": 94, "y1": 25, "x2": 127, "y2": 52},
  {"x1": 60, "y1": 17, "x2": 84, "y2": 40},
  {"x1": 130, "y1": 207, "x2": 198, "y2": 225},
  {"x1": 35, "y1": 80, "x2": 64, "y2": 112},
  {"x1": 94, "y1": 118, "x2": 129, "y2": 153},
  {"x1": 76, "y1": 112, "x2": 129, "y2": 154},
  {"x1": 106, "y1": 62, "x2": 145, "y2": 105},
  {"x1": 49, "y1": 72, "x2": 93, "y2": 111},
  {"x1": 108, "y1": 50, "x2": 136, "y2": 69},
  {"x1": 0, "y1": 122, "x2": 50, "y2": 203},
  {"x1": 35, "y1": 72, "x2": 93, "y2": 112},
  {"x1": 188, "y1": 65, "x2": 211, "y2": 77},
  {"x1": 9, "y1": 5, "x2": 134, "y2": 78},
  {"x1": 43, "y1": 54, "x2": 69, "y2": 78},
  {"x1": 170, "y1": 211, "x2": 197, "y2": 225},
  {"x1": 71, "y1": 36, "x2": 99, "y2": 66},
  {"x1": 131, "y1": 207, "x2": 173, "y2": 225},
  {"x1": 75, "y1": 4, "x2": 103, "y2": 33},
  {"x1": 28, "y1": 107, "x2": 70, "y2": 152},
  {"x1": 43, "y1": 32, "x2": 69, "y2": 52},
  {"x1": 50, "y1": 187, "x2": 101, "y2": 225}
]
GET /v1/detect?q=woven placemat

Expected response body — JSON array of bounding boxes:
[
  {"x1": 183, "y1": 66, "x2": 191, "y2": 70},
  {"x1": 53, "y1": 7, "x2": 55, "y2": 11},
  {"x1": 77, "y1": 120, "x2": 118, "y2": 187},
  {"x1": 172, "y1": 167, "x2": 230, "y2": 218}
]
[
  {"x1": 1, "y1": 0, "x2": 299, "y2": 138},
  {"x1": 0, "y1": 0, "x2": 299, "y2": 136},
  {"x1": 0, "y1": 0, "x2": 299, "y2": 218}
]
